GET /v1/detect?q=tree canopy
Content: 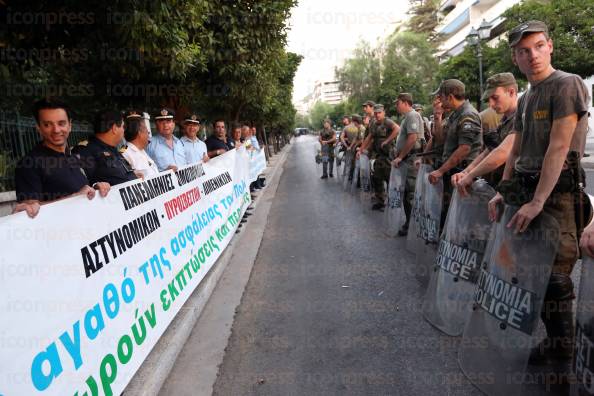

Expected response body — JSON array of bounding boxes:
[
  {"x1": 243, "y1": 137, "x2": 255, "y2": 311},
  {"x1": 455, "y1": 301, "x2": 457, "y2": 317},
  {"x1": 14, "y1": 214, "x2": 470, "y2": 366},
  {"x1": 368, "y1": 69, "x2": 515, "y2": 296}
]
[
  {"x1": 0, "y1": 0, "x2": 300, "y2": 131},
  {"x1": 313, "y1": 0, "x2": 594, "y2": 121}
]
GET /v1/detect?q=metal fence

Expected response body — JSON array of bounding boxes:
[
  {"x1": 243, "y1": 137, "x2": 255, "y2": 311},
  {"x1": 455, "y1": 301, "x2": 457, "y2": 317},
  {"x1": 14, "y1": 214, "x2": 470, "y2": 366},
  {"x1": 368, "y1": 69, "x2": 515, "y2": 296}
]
[{"x1": 0, "y1": 110, "x2": 92, "y2": 192}]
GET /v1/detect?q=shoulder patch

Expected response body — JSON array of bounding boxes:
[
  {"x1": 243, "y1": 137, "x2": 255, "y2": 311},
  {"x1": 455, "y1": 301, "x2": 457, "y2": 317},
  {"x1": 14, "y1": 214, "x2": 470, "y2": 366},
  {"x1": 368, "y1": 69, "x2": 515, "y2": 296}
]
[
  {"x1": 458, "y1": 116, "x2": 477, "y2": 125},
  {"x1": 119, "y1": 145, "x2": 128, "y2": 153},
  {"x1": 77, "y1": 140, "x2": 89, "y2": 147}
]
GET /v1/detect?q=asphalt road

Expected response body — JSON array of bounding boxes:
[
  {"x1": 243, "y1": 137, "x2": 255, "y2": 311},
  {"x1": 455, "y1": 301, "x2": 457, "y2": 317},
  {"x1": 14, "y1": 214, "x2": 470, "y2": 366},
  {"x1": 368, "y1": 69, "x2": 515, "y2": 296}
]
[{"x1": 212, "y1": 135, "x2": 485, "y2": 396}]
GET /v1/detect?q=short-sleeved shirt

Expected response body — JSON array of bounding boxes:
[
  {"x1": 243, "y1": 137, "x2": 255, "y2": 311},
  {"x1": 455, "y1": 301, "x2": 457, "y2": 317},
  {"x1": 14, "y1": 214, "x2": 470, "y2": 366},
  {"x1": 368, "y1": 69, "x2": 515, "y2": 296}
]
[
  {"x1": 73, "y1": 136, "x2": 138, "y2": 186},
  {"x1": 122, "y1": 142, "x2": 159, "y2": 177},
  {"x1": 146, "y1": 134, "x2": 188, "y2": 171},
  {"x1": 370, "y1": 117, "x2": 397, "y2": 158},
  {"x1": 480, "y1": 107, "x2": 502, "y2": 136},
  {"x1": 250, "y1": 136, "x2": 260, "y2": 150},
  {"x1": 181, "y1": 136, "x2": 208, "y2": 164},
  {"x1": 15, "y1": 143, "x2": 89, "y2": 202},
  {"x1": 441, "y1": 100, "x2": 482, "y2": 163},
  {"x1": 343, "y1": 124, "x2": 360, "y2": 144},
  {"x1": 514, "y1": 70, "x2": 590, "y2": 174},
  {"x1": 319, "y1": 128, "x2": 335, "y2": 148},
  {"x1": 395, "y1": 109, "x2": 423, "y2": 154},
  {"x1": 205, "y1": 135, "x2": 228, "y2": 153},
  {"x1": 483, "y1": 111, "x2": 516, "y2": 151}
]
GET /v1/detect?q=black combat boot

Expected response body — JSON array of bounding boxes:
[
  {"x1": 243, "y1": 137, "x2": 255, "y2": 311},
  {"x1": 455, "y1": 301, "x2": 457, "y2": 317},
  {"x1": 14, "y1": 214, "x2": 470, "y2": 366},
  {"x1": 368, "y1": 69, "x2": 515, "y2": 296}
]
[{"x1": 529, "y1": 306, "x2": 575, "y2": 365}]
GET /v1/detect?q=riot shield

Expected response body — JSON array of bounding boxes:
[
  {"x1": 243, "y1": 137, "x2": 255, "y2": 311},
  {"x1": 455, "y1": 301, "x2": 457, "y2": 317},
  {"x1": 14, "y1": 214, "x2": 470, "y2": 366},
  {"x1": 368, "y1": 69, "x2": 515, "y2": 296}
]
[
  {"x1": 384, "y1": 163, "x2": 408, "y2": 237},
  {"x1": 314, "y1": 141, "x2": 322, "y2": 165},
  {"x1": 574, "y1": 256, "x2": 594, "y2": 396},
  {"x1": 414, "y1": 168, "x2": 443, "y2": 282},
  {"x1": 351, "y1": 157, "x2": 360, "y2": 194},
  {"x1": 342, "y1": 150, "x2": 354, "y2": 191},
  {"x1": 572, "y1": 195, "x2": 594, "y2": 396},
  {"x1": 423, "y1": 179, "x2": 496, "y2": 335},
  {"x1": 458, "y1": 205, "x2": 559, "y2": 396},
  {"x1": 406, "y1": 164, "x2": 430, "y2": 254},
  {"x1": 321, "y1": 144, "x2": 330, "y2": 162},
  {"x1": 335, "y1": 144, "x2": 343, "y2": 167},
  {"x1": 359, "y1": 154, "x2": 372, "y2": 201}
]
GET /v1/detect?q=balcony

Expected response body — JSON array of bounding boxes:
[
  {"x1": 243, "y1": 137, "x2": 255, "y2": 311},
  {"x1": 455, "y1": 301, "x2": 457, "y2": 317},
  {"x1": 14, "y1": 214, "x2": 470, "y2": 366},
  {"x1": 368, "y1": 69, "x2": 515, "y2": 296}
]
[{"x1": 440, "y1": 0, "x2": 460, "y2": 13}]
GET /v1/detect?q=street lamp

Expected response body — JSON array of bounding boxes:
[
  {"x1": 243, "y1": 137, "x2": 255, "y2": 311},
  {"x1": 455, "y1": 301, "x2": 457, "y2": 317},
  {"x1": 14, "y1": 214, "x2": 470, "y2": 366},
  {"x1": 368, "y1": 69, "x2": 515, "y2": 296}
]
[{"x1": 466, "y1": 19, "x2": 493, "y2": 110}]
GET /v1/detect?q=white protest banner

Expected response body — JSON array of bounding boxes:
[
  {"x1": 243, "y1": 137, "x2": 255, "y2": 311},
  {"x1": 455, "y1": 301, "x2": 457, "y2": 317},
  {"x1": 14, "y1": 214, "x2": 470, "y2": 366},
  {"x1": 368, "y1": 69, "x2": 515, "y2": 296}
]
[
  {"x1": 0, "y1": 148, "x2": 255, "y2": 396},
  {"x1": 248, "y1": 149, "x2": 267, "y2": 183}
]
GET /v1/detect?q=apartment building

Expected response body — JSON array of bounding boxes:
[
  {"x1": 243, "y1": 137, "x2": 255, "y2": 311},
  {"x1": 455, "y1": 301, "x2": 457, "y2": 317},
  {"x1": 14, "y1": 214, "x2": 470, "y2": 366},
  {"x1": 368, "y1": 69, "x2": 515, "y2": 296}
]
[{"x1": 436, "y1": 0, "x2": 520, "y2": 59}]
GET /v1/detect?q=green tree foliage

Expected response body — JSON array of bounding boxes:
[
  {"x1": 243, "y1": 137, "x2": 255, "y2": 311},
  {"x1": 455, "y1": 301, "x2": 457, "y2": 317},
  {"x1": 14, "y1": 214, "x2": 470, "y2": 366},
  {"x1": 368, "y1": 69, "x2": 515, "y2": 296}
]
[
  {"x1": 0, "y1": 0, "x2": 300, "y2": 131},
  {"x1": 502, "y1": 0, "x2": 594, "y2": 79},
  {"x1": 378, "y1": 31, "x2": 438, "y2": 113},
  {"x1": 329, "y1": 32, "x2": 437, "y2": 120},
  {"x1": 436, "y1": 0, "x2": 594, "y2": 108},
  {"x1": 308, "y1": 101, "x2": 334, "y2": 131},
  {"x1": 407, "y1": 0, "x2": 440, "y2": 37},
  {"x1": 334, "y1": 41, "x2": 381, "y2": 107}
]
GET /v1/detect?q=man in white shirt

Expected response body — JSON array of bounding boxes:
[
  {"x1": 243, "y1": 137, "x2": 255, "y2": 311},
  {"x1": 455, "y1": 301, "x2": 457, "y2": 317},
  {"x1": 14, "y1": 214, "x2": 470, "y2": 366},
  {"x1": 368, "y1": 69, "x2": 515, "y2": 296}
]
[
  {"x1": 249, "y1": 126, "x2": 261, "y2": 150},
  {"x1": 122, "y1": 112, "x2": 159, "y2": 178},
  {"x1": 181, "y1": 113, "x2": 209, "y2": 164}
]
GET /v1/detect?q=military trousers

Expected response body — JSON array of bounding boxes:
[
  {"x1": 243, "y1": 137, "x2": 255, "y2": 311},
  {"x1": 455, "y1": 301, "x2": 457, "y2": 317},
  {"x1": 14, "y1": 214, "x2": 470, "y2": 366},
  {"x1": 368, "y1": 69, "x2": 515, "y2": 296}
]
[
  {"x1": 372, "y1": 157, "x2": 391, "y2": 203},
  {"x1": 403, "y1": 158, "x2": 418, "y2": 228}
]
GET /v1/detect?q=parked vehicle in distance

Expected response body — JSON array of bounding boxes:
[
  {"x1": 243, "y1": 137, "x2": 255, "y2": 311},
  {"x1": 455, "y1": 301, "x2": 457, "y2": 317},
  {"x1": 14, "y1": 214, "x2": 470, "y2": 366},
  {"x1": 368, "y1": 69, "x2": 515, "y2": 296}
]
[{"x1": 294, "y1": 127, "x2": 310, "y2": 136}]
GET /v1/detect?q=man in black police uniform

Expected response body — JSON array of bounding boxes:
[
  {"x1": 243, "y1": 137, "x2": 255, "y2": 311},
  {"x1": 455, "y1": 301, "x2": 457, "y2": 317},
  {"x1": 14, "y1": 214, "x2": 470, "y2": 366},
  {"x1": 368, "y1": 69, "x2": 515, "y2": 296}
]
[
  {"x1": 73, "y1": 110, "x2": 138, "y2": 186},
  {"x1": 488, "y1": 21, "x2": 590, "y2": 364},
  {"x1": 14, "y1": 98, "x2": 111, "y2": 218}
]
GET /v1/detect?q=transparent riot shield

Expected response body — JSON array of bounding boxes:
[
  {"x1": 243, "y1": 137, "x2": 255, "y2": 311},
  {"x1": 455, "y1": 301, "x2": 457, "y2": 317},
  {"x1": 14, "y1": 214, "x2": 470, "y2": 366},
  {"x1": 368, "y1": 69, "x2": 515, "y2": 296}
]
[
  {"x1": 321, "y1": 144, "x2": 330, "y2": 163},
  {"x1": 335, "y1": 144, "x2": 343, "y2": 167},
  {"x1": 423, "y1": 179, "x2": 496, "y2": 335},
  {"x1": 314, "y1": 141, "x2": 322, "y2": 165},
  {"x1": 384, "y1": 163, "x2": 408, "y2": 237},
  {"x1": 415, "y1": 168, "x2": 443, "y2": 282},
  {"x1": 359, "y1": 153, "x2": 372, "y2": 201},
  {"x1": 351, "y1": 157, "x2": 360, "y2": 195},
  {"x1": 574, "y1": 256, "x2": 594, "y2": 396},
  {"x1": 407, "y1": 164, "x2": 430, "y2": 254},
  {"x1": 342, "y1": 150, "x2": 354, "y2": 191},
  {"x1": 458, "y1": 205, "x2": 559, "y2": 396}
]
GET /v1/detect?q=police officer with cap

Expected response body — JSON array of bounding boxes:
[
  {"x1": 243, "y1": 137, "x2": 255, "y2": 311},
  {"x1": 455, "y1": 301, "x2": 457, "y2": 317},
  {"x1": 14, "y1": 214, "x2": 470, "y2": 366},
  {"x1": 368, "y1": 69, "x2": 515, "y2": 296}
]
[
  {"x1": 122, "y1": 112, "x2": 159, "y2": 178},
  {"x1": 73, "y1": 110, "x2": 138, "y2": 186},
  {"x1": 488, "y1": 20, "x2": 590, "y2": 364},
  {"x1": 319, "y1": 119, "x2": 336, "y2": 179},
  {"x1": 452, "y1": 73, "x2": 519, "y2": 194},
  {"x1": 359, "y1": 103, "x2": 400, "y2": 209},
  {"x1": 181, "y1": 112, "x2": 209, "y2": 164},
  {"x1": 393, "y1": 93, "x2": 424, "y2": 234},
  {"x1": 146, "y1": 108, "x2": 187, "y2": 171},
  {"x1": 360, "y1": 100, "x2": 376, "y2": 141},
  {"x1": 413, "y1": 103, "x2": 431, "y2": 143},
  {"x1": 428, "y1": 79, "x2": 482, "y2": 224}
]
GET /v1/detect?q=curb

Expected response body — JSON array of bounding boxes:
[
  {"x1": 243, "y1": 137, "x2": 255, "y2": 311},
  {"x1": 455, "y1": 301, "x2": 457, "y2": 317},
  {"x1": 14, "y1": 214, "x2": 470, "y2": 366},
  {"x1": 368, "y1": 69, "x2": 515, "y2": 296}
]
[{"x1": 123, "y1": 145, "x2": 292, "y2": 396}]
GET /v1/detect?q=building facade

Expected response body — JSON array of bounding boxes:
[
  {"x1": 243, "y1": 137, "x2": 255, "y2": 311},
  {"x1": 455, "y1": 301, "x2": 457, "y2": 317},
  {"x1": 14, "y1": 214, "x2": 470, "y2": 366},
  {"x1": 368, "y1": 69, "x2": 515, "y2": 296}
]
[{"x1": 435, "y1": 0, "x2": 520, "y2": 60}]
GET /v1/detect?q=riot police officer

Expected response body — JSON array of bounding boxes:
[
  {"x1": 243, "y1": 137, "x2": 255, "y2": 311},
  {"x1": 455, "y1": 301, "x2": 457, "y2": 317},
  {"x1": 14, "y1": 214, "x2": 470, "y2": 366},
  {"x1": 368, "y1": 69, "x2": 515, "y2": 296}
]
[
  {"x1": 428, "y1": 79, "x2": 482, "y2": 225},
  {"x1": 488, "y1": 20, "x2": 590, "y2": 364},
  {"x1": 359, "y1": 104, "x2": 400, "y2": 210},
  {"x1": 319, "y1": 119, "x2": 336, "y2": 179}
]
